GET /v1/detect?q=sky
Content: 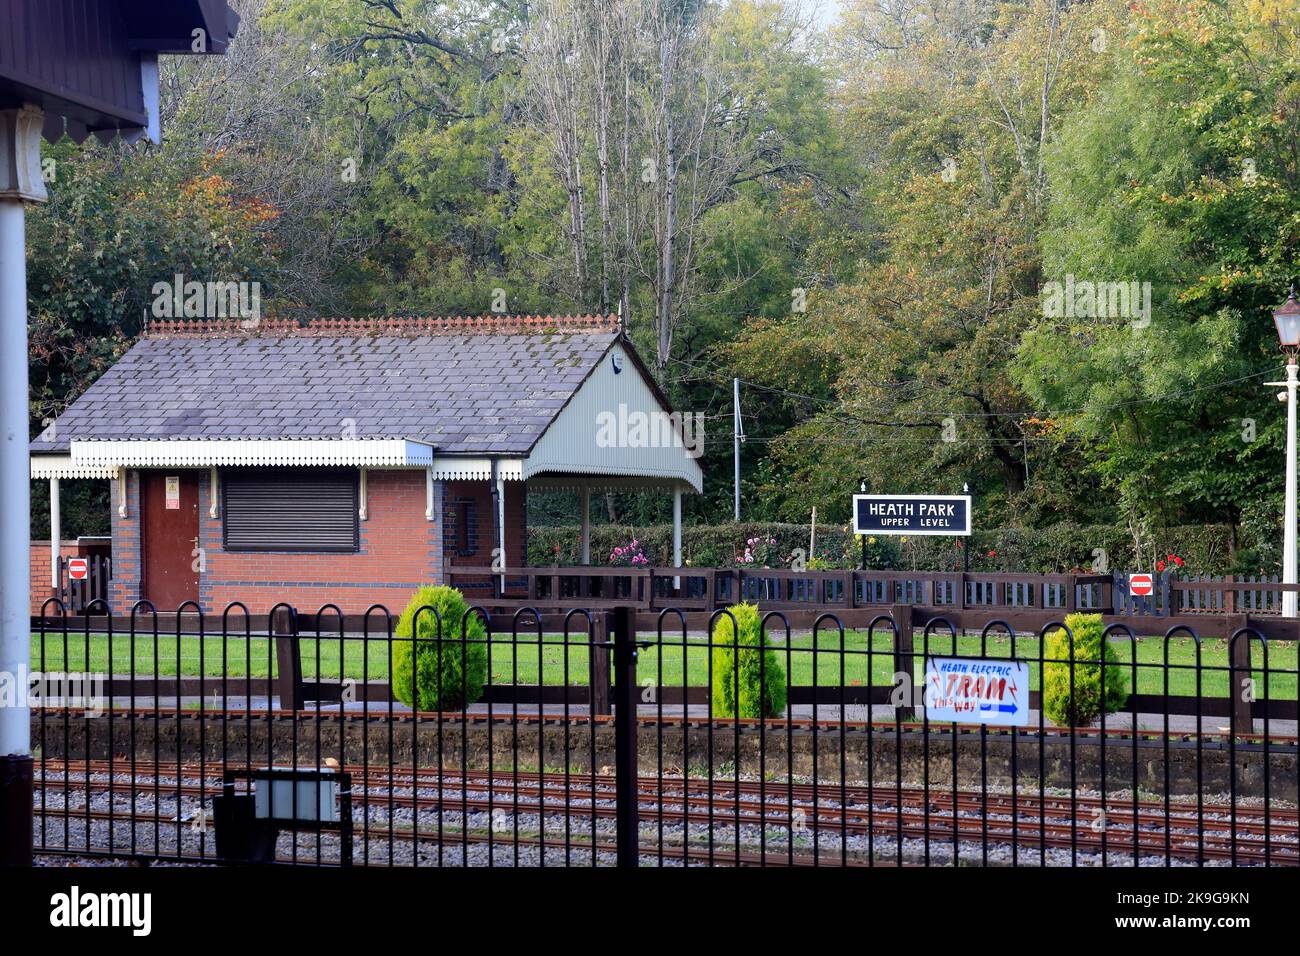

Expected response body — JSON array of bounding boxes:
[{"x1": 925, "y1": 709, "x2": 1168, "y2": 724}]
[{"x1": 813, "y1": 0, "x2": 846, "y2": 29}]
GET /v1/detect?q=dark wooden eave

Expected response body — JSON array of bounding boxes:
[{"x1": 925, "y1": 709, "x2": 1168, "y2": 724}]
[{"x1": 0, "y1": 0, "x2": 238, "y2": 140}]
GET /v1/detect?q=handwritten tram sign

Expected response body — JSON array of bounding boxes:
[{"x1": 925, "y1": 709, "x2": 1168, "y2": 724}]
[
  {"x1": 924, "y1": 657, "x2": 1030, "y2": 727},
  {"x1": 852, "y1": 494, "x2": 971, "y2": 537}
]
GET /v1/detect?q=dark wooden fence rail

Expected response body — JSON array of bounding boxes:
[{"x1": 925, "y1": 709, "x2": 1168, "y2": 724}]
[
  {"x1": 31, "y1": 604, "x2": 1296, "y2": 727},
  {"x1": 448, "y1": 566, "x2": 1300, "y2": 623}
]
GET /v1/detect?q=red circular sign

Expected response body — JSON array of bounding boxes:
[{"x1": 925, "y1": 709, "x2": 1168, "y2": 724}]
[
  {"x1": 67, "y1": 558, "x2": 88, "y2": 581},
  {"x1": 1129, "y1": 573, "x2": 1154, "y2": 597}
]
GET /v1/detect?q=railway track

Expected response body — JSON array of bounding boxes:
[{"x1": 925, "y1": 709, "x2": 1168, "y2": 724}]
[{"x1": 34, "y1": 758, "x2": 1299, "y2": 866}]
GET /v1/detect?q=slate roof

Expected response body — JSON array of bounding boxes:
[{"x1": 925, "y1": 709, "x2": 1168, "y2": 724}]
[{"x1": 32, "y1": 316, "x2": 623, "y2": 457}]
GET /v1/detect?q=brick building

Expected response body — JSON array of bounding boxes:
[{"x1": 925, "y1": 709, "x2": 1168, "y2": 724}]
[{"x1": 30, "y1": 315, "x2": 703, "y2": 615}]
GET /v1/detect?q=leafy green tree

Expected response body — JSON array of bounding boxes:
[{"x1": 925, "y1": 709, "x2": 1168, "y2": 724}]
[{"x1": 1016, "y1": 0, "x2": 1300, "y2": 564}]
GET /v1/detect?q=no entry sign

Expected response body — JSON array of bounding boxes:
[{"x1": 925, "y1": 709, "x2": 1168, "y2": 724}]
[
  {"x1": 853, "y1": 494, "x2": 971, "y2": 536},
  {"x1": 1129, "y1": 573, "x2": 1154, "y2": 597},
  {"x1": 67, "y1": 557, "x2": 88, "y2": 581},
  {"x1": 924, "y1": 657, "x2": 1030, "y2": 727}
]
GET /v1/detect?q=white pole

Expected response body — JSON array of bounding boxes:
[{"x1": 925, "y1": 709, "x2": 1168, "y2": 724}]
[
  {"x1": 0, "y1": 106, "x2": 44, "y2": 779},
  {"x1": 0, "y1": 196, "x2": 29, "y2": 761},
  {"x1": 496, "y1": 475, "x2": 507, "y2": 593},
  {"x1": 1285, "y1": 361, "x2": 1298, "y2": 617},
  {"x1": 672, "y1": 484, "x2": 682, "y2": 589},
  {"x1": 49, "y1": 477, "x2": 59, "y2": 588},
  {"x1": 579, "y1": 484, "x2": 591, "y2": 565},
  {"x1": 733, "y1": 377, "x2": 740, "y2": 522}
]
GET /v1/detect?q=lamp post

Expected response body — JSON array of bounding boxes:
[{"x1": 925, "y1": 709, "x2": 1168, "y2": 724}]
[{"x1": 1268, "y1": 287, "x2": 1300, "y2": 617}]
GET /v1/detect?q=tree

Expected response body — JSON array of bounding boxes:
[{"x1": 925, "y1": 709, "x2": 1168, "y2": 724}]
[
  {"x1": 726, "y1": 0, "x2": 1125, "y2": 524},
  {"x1": 1015, "y1": 0, "x2": 1300, "y2": 563}
]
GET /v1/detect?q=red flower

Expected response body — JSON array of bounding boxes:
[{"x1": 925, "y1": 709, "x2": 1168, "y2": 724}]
[
  {"x1": 1157, "y1": 560, "x2": 1166, "y2": 571},
  {"x1": 987, "y1": 550, "x2": 997, "y2": 558},
  {"x1": 1173, "y1": 556, "x2": 1184, "y2": 567}
]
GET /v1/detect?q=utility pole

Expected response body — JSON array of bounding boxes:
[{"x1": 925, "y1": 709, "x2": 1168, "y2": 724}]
[{"x1": 733, "y1": 377, "x2": 743, "y2": 521}]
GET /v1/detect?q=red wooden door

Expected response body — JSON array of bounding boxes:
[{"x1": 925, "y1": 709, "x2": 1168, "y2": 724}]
[{"x1": 141, "y1": 471, "x2": 200, "y2": 611}]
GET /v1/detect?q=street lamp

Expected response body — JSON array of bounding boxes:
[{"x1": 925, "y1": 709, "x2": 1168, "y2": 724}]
[{"x1": 1268, "y1": 286, "x2": 1300, "y2": 617}]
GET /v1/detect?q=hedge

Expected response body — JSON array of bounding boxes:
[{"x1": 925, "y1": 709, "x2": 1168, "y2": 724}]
[{"x1": 527, "y1": 522, "x2": 1252, "y2": 574}]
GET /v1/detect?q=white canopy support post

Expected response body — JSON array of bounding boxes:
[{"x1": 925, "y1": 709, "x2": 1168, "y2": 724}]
[
  {"x1": 673, "y1": 483, "x2": 682, "y2": 590},
  {"x1": 580, "y1": 484, "x2": 591, "y2": 565},
  {"x1": 425, "y1": 466, "x2": 435, "y2": 521},
  {"x1": 49, "y1": 478, "x2": 60, "y2": 589},
  {"x1": 358, "y1": 467, "x2": 368, "y2": 520},
  {"x1": 118, "y1": 467, "x2": 128, "y2": 518},
  {"x1": 494, "y1": 463, "x2": 507, "y2": 593},
  {"x1": 0, "y1": 104, "x2": 45, "y2": 861},
  {"x1": 208, "y1": 467, "x2": 218, "y2": 519}
]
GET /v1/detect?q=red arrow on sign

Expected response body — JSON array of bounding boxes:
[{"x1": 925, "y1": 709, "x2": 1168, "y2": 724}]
[
  {"x1": 1129, "y1": 573, "x2": 1154, "y2": 597},
  {"x1": 67, "y1": 558, "x2": 88, "y2": 581}
]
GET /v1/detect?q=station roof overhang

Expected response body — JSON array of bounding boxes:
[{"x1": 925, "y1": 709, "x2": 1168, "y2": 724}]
[
  {"x1": 30, "y1": 435, "x2": 703, "y2": 493},
  {"x1": 0, "y1": 0, "x2": 239, "y2": 144}
]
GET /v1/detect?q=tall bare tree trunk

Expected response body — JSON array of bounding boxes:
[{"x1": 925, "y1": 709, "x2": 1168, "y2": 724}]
[
  {"x1": 589, "y1": 13, "x2": 613, "y2": 312},
  {"x1": 655, "y1": 15, "x2": 678, "y2": 371}
]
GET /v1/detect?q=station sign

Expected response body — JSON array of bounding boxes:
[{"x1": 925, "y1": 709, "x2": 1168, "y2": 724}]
[
  {"x1": 923, "y1": 656, "x2": 1030, "y2": 727},
  {"x1": 853, "y1": 494, "x2": 971, "y2": 537}
]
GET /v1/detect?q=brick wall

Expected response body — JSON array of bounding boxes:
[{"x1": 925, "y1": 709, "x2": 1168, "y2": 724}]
[
  {"x1": 443, "y1": 479, "x2": 527, "y2": 596},
  {"x1": 103, "y1": 470, "x2": 534, "y2": 615},
  {"x1": 28, "y1": 540, "x2": 78, "y2": 614},
  {"x1": 200, "y1": 468, "x2": 444, "y2": 616}
]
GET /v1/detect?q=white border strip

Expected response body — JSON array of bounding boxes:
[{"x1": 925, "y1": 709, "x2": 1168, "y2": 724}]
[{"x1": 67, "y1": 438, "x2": 436, "y2": 468}]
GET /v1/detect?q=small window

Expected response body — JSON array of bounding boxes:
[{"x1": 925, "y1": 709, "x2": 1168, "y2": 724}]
[
  {"x1": 222, "y1": 469, "x2": 358, "y2": 552},
  {"x1": 455, "y1": 500, "x2": 475, "y2": 556}
]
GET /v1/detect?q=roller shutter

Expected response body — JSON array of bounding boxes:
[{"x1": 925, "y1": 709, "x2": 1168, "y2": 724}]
[{"x1": 222, "y1": 469, "x2": 358, "y2": 552}]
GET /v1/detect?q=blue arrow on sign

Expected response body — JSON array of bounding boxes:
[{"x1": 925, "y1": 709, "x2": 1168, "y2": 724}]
[{"x1": 978, "y1": 703, "x2": 1018, "y2": 715}]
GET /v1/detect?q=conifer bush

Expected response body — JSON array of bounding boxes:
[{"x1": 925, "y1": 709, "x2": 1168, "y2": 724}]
[
  {"x1": 1042, "y1": 612, "x2": 1128, "y2": 726},
  {"x1": 391, "y1": 585, "x2": 488, "y2": 711},
  {"x1": 710, "y1": 602, "x2": 787, "y2": 718}
]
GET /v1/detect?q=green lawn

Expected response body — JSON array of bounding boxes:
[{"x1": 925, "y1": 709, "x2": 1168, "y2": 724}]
[{"x1": 30, "y1": 631, "x2": 1297, "y2": 699}]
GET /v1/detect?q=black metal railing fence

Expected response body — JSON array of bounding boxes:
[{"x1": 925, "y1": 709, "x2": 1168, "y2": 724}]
[{"x1": 28, "y1": 598, "x2": 1299, "y2": 868}]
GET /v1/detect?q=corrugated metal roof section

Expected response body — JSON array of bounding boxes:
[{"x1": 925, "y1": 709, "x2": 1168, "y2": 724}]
[{"x1": 523, "y1": 344, "x2": 705, "y2": 493}]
